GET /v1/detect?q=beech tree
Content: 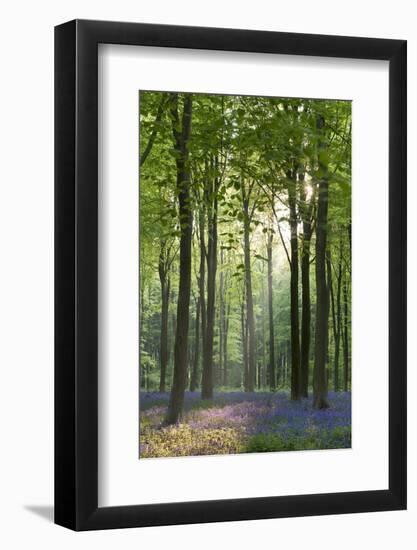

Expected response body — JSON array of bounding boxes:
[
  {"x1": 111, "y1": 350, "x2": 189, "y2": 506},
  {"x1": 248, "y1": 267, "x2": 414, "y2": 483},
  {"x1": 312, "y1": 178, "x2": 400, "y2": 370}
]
[
  {"x1": 313, "y1": 114, "x2": 330, "y2": 410},
  {"x1": 165, "y1": 93, "x2": 193, "y2": 424}
]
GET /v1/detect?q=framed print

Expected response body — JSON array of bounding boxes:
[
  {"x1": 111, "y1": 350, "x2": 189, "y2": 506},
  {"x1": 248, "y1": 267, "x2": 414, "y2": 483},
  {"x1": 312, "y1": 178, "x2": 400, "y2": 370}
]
[{"x1": 54, "y1": 19, "x2": 406, "y2": 530}]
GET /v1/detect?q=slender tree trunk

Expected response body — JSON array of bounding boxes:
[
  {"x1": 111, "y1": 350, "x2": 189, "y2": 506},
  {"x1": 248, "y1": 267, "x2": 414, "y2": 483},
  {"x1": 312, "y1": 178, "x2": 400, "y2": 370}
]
[
  {"x1": 276, "y1": 352, "x2": 281, "y2": 388},
  {"x1": 299, "y1": 169, "x2": 314, "y2": 398},
  {"x1": 159, "y1": 276, "x2": 170, "y2": 392},
  {"x1": 166, "y1": 94, "x2": 193, "y2": 424},
  {"x1": 198, "y1": 208, "x2": 207, "y2": 381},
  {"x1": 329, "y1": 244, "x2": 342, "y2": 392},
  {"x1": 313, "y1": 114, "x2": 330, "y2": 410},
  {"x1": 335, "y1": 256, "x2": 342, "y2": 391},
  {"x1": 190, "y1": 296, "x2": 200, "y2": 391},
  {"x1": 267, "y1": 232, "x2": 276, "y2": 391},
  {"x1": 300, "y1": 224, "x2": 312, "y2": 398},
  {"x1": 327, "y1": 252, "x2": 335, "y2": 391},
  {"x1": 277, "y1": 350, "x2": 285, "y2": 388},
  {"x1": 158, "y1": 242, "x2": 171, "y2": 393},
  {"x1": 344, "y1": 223, "x2": 351, "y2": 392},
  {"x1": 223, "y1": 302, "x2": 230, "y2": 386},
  {"x1": 288, "y1": 173, "x2": 301, "y2": 400},
  {"x1": 201, "y1": 158, "x2": 219, "y2": 399},
  {"x1": 343, "y1": 270, "x2": 350, "y2": 392},
  {"x1": 325, "y1": 250, "x2": 332, "y2": 383},
  {"x1": 241, "y1": 299, "x2": 248, "y2": 390},
  {"x1": 286, "y1": 339, "x2": 291, "y2": 387},
  {"x1": 169, "y1": 308, "x2": 176, "y2": 375},
  {"x1": 201, "y1": 238, "x2": 216, "y2": 399},
  {"x1": 243, "y1": 196, "x2": 256, "y2": 392},
  {"x1": 261, "y1": 280, "x2": 266, "y2": 389},
  {"x1": 282, "y1": 349, "x2": 286, "y2": 387},
  {"x1": 218, "y1": 247, "x2": 224, "y2": 387}
]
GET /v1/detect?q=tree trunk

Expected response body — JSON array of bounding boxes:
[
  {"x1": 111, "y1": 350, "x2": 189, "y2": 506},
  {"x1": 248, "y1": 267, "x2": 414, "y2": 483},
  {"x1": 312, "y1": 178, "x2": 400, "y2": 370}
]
[
  {"x1": 201, "y1": 158, "x2": 219, "y2": 399},
  {"x1": 198, "y1": 207, "x2": 207, "y2": 380},
  {"x1": 300, "y1": 222, "x2": 313, "y2": 398},
  {"x1": 166, "y1": 93, "x2": 193, "y2": 424},
  {"x1": 343, "y1": 270, "x2": 350, "y2": 392},
  {"x1": 159, "y1": 276, "x2": 170, "y2": 392},
  {"x1": 243, "y1": 196, "x2": 256, "y2": 392},
  {"x1": 313, "y1": 114, "x2": 330, "y2": 410},
  {"x1": 223, "y1": 301, "x2": 230, "y2": 386},
  {"x1": 241, "y1": 299, "x2": 248, "y2": 390},
  {"x1": 158, "y1": 242, "x2": 171, "y2": 393},
  {"x1": 299, "y1": 169, "x2": 314, "y2": 398},
  {"x1": 218, "y1": 247, "x2": 224, "y2": 386},
  {"x1": 267, "y1": 231, "x2": 276, "y2": 391},
  {"x1": 261, "y1": 277, "x2": 266, "y2": 389},
  {"x1": 300, "y1": 244, "x2": 311, "y2": 398},
  {"x1": 327, "y1": 252, "x2": 335, "y2": 390},
  {"x1": 329, "y1": 243, "x2": 342, "y2": 392},
  {"x1": 286, "y1": 339, "x2": 291, "y2": 387},
  {"x1": 201, "y1": 240, "x2": 216, "y2": 398},
  {"x1": 288, "y1": 173, "x2": 301, "y2": 400},
  {"x1": 325, "y1": 250, "x2": 332, "y2": 380},
  {"x1": 189, "y1": 296, "x2": 200, "y2": 391}
]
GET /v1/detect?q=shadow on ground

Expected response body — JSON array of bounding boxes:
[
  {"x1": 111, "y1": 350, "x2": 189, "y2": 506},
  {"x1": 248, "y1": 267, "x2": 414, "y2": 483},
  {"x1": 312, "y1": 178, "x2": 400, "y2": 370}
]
[{"x1": 24, "y1": 505, "x2": 54, "y2": 523}]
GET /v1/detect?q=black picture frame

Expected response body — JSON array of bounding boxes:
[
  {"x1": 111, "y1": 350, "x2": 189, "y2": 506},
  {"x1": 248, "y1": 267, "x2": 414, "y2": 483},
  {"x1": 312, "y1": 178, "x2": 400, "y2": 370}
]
[{"x1": 55, "y1": 19, "x2": 407, "y2": 531}]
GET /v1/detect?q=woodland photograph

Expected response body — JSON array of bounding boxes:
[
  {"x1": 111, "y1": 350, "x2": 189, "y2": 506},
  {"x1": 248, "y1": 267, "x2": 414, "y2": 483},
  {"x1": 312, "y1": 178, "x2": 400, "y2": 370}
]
[{"x1": 139, "y1": 90, "x2": 351, "y2": 458}]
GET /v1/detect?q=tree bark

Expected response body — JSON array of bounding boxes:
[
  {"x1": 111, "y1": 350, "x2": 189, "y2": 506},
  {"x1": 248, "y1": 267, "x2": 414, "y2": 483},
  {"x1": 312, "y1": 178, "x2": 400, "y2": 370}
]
[
  {"x1": 243, "y1": 195, "x2": 256, "y2": 392},
  {"x1": 329, "y1": 243, "x2": 342, "y2": 392},
  {"x1": 326, "y1": 250, "x2": 332, "y2": 376},
  {"x1": 241, "y1": 299, "x2": 248, "y2": 390},
  {"x1": 299, "y1": 174, "x2": 314, "y2": 398},
  {"x1": 223, "y1": 301, "x2": 230, "y2": 386},
  {"x1": 158, "y1": 243, "x2": 170, "y2": 392},
  {"x1": 218, "y1": 247, "x2": 224, "y2": 387},
  {"x1": 286, "y1": 339, "x2": 291, "y2": 387},
  {"x1": 288, "y1": 172, "x2": 301, "y2": 400},
  {"x1": 201, "y1": 157, "x2": 219, "y2": 399},
  {"x1": 267, "y1": 231, "x2": 276, "y2": 391},
  {"x1": 166, "y1": 93, "x2": 193, "y2": 424},
  {"x1": 189, "y1": 295, "x2": 200, "y2": 391},
  {"x1": 343, "y1": 270, "x2": 350, "y2": 392},
  {"x1": 300, "y1": 240, "x2": 311, "y2": 398},
  {"x1": 313, "y1": 114, "x2": 330, "y2": 410},
  {"x1": 198, "y1": 207, "x2": 207, "y2": 379}
]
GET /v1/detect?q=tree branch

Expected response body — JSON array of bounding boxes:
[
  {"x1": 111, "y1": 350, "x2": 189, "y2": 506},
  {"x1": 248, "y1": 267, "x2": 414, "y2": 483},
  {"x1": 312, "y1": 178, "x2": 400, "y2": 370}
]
[{"x1": 140, "y1": 93, "x2": 168, "y2": 167}]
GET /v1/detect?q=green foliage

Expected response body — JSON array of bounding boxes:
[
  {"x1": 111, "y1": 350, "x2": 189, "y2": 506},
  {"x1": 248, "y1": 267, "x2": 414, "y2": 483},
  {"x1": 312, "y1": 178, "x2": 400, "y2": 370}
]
[
  {"x1": 139, "y1": 90, "x2": 352, "y2": 394},
  {"x1": 245, "y1": 426, "x2": 351, "y2": 453}
]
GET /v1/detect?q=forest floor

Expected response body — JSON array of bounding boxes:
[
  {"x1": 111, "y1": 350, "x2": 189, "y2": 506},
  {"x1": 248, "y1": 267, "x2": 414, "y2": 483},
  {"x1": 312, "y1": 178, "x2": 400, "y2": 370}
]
[{"x1": 139, "y1": 391, "x2": 351, "y2": 458}]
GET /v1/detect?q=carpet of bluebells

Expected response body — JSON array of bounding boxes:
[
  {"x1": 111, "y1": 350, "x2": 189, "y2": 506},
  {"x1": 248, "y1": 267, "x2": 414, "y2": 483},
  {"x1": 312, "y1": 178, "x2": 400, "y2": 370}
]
[{"x1": 139, "y1": 391, "x2": 351, "y2": 458}]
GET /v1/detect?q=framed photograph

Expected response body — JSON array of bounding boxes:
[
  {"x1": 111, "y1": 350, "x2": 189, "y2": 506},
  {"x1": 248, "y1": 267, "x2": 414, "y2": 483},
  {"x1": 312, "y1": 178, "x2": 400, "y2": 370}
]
[{"x1": 55, "y1": 19, "x2": 406, "y2": 530}]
